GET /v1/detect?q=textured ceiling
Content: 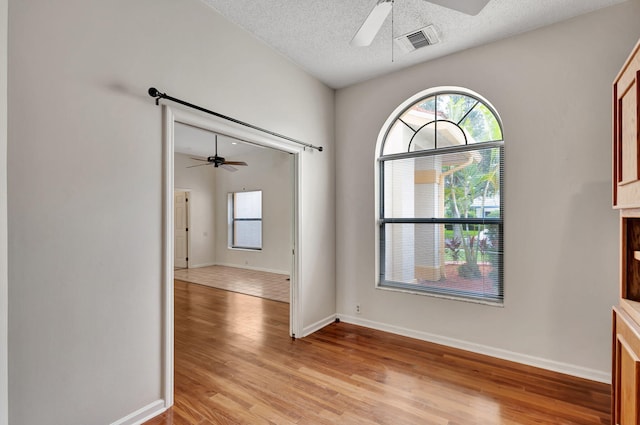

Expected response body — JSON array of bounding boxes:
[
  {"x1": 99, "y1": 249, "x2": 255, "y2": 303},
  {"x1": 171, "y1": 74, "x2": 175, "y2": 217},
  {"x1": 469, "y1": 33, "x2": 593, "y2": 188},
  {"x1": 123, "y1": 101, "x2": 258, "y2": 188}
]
[{"x1": 200, "y1": 0, "x2": 628, "y2": 88}]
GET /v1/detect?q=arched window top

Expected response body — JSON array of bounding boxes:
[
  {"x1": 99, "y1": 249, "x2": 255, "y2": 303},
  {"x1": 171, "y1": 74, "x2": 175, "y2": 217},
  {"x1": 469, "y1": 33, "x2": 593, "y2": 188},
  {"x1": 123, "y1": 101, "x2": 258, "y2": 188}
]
[{"x1": 381, "y1": 89, "x2": 503, "y2": 157}]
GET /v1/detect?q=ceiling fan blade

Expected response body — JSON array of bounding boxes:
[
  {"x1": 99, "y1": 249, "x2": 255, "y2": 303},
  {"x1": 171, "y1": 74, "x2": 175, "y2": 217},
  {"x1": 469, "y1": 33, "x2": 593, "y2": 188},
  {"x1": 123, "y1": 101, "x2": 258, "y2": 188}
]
[
  {"x1": 350, "y1": 0, "x2": 393, "y2": 47},
  {"x1": 189, "y1": 157, "x2": 208, "y2": 161},
  {"x1": 186, "y1": 163, "x2": 212, "y2": 168},
  {"x1": 224, "y1": 161, "x2": 248, "y2": 166},
  {"x1": 426, "y1": 0, "x2": 490, "y2": 16},
  {"x1": 220, "y1": 164, "x2": 238, "y2": 172}
]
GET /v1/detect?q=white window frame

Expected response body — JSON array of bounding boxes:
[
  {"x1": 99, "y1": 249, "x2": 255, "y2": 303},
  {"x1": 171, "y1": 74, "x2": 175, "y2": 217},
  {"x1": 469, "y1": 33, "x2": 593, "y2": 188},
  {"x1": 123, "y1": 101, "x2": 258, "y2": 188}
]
[{"x1": 228, "y1": 190, "x2": 263, "y2": 250}]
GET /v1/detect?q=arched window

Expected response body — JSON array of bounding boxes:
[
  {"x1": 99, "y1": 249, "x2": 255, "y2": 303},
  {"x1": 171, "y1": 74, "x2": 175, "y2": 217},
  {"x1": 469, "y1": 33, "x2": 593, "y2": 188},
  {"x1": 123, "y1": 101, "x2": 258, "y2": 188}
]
[{"x1": 377, "y1": 88, "x2": 504, "y2": 304}]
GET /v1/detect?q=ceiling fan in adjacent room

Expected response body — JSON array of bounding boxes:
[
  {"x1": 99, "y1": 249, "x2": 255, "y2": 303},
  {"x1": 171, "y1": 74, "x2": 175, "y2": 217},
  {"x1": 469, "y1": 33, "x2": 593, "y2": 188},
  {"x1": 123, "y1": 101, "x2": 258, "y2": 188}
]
[
  {"x1": 350, "y1": 0, "x2": 491, "y2": 47},
  {"x1": 188, "y1": 135, "x2": 248, "y2": 172}
]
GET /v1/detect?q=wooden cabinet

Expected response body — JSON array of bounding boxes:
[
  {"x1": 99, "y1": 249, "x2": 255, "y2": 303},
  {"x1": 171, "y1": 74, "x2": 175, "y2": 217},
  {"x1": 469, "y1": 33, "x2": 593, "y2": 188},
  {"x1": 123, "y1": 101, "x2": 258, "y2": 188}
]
[
  {"x1": 614, "y1": 210, "x2": 640, "y2": 425},
  {"x1": 613, "y1": 38, "x2": 640, "y2": 425},
  {"x1": 614, "y1": 40, "x2": 640, "y2": 209}
]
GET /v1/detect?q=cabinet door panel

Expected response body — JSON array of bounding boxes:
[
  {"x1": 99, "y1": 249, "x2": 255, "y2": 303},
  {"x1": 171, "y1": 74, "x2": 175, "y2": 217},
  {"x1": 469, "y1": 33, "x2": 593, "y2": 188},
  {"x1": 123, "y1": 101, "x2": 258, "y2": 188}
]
[
  {"x1": 617, "y1": 337, "x2": 640, "y2": 424},
  {"x1": 620, "y1": 80, "x2": 638, "y2": 185},
  {"x1": 614, "y1": 308, "x2": 640, "y2": 425}
]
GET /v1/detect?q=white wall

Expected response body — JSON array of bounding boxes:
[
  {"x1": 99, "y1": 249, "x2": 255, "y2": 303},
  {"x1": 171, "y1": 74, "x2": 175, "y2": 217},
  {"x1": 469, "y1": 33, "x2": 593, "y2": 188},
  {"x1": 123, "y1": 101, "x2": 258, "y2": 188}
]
[
  {"x1": 174, "y1": 153, "x2": 217, "y2": 268},
  {"x1": 0, "y1": 0, "x2": 8, "y2": 423},
  {"x1": 214, "y1": 148, "x2": 292, "y2": 275},
  {"x1": 7, "y1": 0, "x2": 335, "y2": 424},
  {"x1": 335, "y1": 0, "x2": 640, "y2": 381}
]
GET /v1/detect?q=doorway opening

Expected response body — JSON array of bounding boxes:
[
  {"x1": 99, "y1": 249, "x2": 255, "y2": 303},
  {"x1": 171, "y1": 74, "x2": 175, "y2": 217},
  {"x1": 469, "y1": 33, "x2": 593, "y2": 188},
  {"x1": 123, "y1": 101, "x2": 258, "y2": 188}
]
[
  {"x1": 161, "y1": 105, "x2": 303, "y2": 408},
  {"x1": 173, "y1": 121, "x2": 293, "y2": 302}
]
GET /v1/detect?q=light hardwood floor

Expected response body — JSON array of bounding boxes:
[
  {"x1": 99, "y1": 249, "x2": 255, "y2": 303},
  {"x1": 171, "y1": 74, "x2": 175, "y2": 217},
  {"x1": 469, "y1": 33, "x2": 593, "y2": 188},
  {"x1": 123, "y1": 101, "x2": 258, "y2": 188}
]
[{"x1": 144, "y1": 280, "x2": 610, "y2": 425}]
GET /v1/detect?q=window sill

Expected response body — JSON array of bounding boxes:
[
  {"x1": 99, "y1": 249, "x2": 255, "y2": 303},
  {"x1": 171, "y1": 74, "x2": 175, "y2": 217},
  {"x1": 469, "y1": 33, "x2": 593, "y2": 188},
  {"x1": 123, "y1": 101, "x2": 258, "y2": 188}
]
[
  {"x1": 376, "y1": 282, "x2": 504, "y2": 307},
  {"x1": 228, "y1": 247, "x2": 262, "y2": 252}
]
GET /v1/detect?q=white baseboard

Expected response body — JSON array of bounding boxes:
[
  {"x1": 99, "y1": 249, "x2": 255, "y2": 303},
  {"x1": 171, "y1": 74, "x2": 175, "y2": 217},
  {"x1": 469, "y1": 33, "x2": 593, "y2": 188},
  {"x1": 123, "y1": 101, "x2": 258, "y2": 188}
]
[
  {"x1": 214, "y1": 262, "x2": 289, "y2": 276},
  {"x1": 339, "y1": 315, "x2": 611, "y2": 384},
  {"x1": 302, "y1": 314, "x2": 337, "y2": 337},
  {"x1": 110, "y1": 400, "x2": 166, "y2": 425},
  {"x1": 188, "y1": 262, "x2": 216, "y2": 269}
]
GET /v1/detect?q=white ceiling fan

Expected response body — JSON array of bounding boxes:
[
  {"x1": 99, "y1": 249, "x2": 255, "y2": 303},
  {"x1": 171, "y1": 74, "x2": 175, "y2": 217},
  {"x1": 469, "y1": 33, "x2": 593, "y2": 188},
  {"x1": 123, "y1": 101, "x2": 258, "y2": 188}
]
[{"x1": 350, "y1": 0, "x2": 491, "y2": 47}]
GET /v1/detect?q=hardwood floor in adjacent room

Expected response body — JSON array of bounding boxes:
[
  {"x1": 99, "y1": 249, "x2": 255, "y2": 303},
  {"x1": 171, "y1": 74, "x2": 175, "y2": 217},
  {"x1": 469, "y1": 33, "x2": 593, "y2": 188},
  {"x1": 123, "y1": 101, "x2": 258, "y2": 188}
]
[{"x1": 144, "y1": 280, "x2": 610, "y2": 425}]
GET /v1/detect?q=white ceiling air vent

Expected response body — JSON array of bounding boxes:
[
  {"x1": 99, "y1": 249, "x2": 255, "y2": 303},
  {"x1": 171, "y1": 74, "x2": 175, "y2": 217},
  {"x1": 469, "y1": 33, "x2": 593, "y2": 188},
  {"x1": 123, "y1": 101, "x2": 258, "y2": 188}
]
[{"x1": 394, "y1": 25, "x2": 440, "y2": 53}]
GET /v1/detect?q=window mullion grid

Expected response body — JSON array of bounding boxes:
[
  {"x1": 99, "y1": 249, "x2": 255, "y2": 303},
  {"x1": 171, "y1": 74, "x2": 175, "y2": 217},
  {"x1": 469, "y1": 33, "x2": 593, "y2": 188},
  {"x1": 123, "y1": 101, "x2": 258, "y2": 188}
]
[
  {"x1": 434, "y1": 94, "x2": 438, "y2": 150},
  {"x1": 456, "y1": 100, "x2": 479, "y2": 129}
]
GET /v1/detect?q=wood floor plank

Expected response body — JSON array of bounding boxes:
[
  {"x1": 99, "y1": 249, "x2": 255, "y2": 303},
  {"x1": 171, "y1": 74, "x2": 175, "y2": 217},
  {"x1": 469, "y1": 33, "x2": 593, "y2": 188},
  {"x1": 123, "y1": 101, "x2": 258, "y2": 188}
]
[{"x1": 144, "y1": 280, "x2": 611, "y2": 425}]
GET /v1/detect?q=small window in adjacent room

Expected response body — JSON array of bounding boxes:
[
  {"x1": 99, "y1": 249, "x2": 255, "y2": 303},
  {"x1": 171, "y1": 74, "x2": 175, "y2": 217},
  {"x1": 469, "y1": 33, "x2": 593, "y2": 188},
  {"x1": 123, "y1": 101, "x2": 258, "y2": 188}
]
[
  {"x1": 229, "y1": 190, "x2": 262, "y2": 250},
  {"x1": 378, "y1": 88, "x2": 504, "y2": 304}
]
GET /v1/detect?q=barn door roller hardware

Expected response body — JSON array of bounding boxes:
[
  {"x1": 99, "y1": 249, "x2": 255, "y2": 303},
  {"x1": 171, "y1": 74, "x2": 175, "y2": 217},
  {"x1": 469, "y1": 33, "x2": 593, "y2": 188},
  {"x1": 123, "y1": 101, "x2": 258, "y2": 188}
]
[{"x1": 148, "y1": 87, "x2": 323, "y2": 152}]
